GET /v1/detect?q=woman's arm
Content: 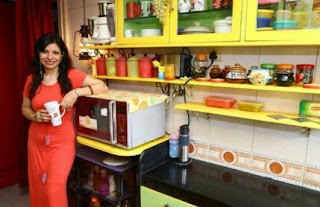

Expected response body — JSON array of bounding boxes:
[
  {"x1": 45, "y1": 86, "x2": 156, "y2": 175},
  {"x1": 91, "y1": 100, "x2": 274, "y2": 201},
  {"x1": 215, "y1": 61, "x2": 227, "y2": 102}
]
[
  {"x1": 21, "y1": 97, "x2": 51, "y2": 122},
  {"x1": 60, "y1": 76, "x2": 109, "y2": 110}
]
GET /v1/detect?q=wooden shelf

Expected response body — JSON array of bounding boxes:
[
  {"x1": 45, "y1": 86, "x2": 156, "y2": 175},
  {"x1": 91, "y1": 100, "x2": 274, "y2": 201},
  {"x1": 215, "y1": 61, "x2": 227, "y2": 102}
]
[
  {"x1": 94, "y1": 75, "x2": 320, "y2": 95},
  {"x1": 77, "y1": 135, "x2": 169, "y2": 157},
  {"x1": 175, "y1": 102, "x2": 320, "y2": 129}
]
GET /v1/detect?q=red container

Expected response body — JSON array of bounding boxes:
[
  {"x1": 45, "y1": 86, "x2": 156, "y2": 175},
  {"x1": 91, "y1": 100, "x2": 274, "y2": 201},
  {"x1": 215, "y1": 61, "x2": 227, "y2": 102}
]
[
  {"x1": 116, "y1": 55, "x2": 127, "y2": 76},
  {"x1": 204, "y1": 96, "x2": 236, "y2": 108},
  {"x1": 295, "y1": 64, "x2": 314, "y2": 85},
  {"x1": 96, "y1": 56, "x2": 106, "y2": 75},
  {"x1": 139, "y1": 54, "x2": 152, "y2": 78},
  {"x1": 126, "y1": 2, "x2": 140, "y2": 19}
]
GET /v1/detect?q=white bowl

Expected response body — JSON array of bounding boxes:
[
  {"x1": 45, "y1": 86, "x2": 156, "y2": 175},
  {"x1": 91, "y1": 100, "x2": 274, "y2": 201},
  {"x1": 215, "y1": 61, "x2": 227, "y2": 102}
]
[{"x1": 141, "y1": 29, "x2": 162, "y2": 37}]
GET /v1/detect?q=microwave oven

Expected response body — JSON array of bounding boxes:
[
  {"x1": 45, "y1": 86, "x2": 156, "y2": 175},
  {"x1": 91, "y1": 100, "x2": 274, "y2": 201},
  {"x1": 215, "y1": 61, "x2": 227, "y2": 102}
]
[{"x1": 75, "y1": 90, "x2": 168, "y2": 149}]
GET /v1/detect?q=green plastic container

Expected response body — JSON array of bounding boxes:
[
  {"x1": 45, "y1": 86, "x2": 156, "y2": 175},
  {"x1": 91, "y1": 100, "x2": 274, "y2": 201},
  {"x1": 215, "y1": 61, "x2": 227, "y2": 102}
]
[
  {"x1": 106, "y1": 54, "x2": 116, "y2": 76},
  {"x1": 127, "y1": 54, "x2": 139, "y2": 77}
]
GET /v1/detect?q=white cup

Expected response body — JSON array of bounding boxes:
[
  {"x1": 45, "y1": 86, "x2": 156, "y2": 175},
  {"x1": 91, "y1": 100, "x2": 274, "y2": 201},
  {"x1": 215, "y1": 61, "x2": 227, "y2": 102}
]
[
  {"x1": 44, "y1": 101, "x2": 66, "y2": 127},
  {"x1": 124, "y1": 29, "x2": 134, "y2": 37}
]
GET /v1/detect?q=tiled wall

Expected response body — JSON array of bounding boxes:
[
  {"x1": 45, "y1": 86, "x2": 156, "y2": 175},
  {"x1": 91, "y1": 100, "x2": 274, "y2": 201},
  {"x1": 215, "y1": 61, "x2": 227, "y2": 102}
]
[{"x1": 66, "y1": 0, "x2": 320, "y2": 192}]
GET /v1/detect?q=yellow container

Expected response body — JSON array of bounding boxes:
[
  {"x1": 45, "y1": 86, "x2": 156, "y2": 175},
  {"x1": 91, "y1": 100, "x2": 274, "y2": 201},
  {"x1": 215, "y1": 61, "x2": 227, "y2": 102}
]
[
  {"x1": 238, "y1": 101, "x2": 264, "y2": 112},
  {"x1": 164, "y1": 64, "x2": 175, "y2": 80},
  {"x1": 257, "y1": 9, "x2": 274, "y2": 19}
]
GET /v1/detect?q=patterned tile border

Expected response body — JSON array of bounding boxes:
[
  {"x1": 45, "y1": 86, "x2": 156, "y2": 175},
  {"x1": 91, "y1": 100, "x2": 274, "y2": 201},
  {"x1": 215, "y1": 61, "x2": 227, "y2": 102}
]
[{"x1": 188, "y1": 141, "x2": 320, "y2": 191}]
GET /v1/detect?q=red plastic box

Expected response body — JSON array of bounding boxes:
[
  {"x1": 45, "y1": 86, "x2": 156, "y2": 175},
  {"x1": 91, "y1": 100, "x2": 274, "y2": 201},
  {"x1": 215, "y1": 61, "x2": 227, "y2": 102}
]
[{"x1": 204, "y1": 96, "x2": 236, "y2": 108}]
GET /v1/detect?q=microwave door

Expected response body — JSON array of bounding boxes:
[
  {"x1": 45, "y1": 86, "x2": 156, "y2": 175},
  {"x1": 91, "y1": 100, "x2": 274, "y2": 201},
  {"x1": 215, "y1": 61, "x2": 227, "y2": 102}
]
[{"x1": 109, "y1": 101, "x2": 117, "y2": 144}]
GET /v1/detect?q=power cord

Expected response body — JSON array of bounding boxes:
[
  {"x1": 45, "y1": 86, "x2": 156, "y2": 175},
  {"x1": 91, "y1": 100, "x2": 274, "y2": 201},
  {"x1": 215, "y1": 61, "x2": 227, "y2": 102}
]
[{"x1": 183, "y1": 50, "x2": 218, "y2": 126}]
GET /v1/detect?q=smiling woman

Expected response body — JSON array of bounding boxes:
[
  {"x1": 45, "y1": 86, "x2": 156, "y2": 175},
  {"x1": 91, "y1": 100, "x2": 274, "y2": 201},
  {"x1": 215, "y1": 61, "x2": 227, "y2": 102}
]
[{"x1": 21, "y1": 33, "x2": 108, "y2": 207}]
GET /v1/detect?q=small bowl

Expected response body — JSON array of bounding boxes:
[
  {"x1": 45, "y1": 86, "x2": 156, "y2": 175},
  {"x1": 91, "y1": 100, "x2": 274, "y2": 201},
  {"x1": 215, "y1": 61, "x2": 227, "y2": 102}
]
[
  {"x1": 257, "y1": 17, "x2": 271, "y2": 28},
  {"x1": 258, "y1": 9, "x2": 274, "y2": 19},
  {"x1": 141, "y1": 29, "x2": 162, "y2": 37}
]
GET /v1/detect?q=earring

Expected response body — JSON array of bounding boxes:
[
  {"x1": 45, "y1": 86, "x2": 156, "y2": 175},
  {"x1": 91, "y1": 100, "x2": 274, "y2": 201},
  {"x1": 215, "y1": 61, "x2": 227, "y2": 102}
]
[{"x1": 40, "y1": 64, "x2": 43, "y2": 79}]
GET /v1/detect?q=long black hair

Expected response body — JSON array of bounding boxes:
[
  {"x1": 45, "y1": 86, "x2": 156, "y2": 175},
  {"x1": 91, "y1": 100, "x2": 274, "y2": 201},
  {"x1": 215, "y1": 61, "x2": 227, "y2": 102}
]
[{"x1": 29, "y1": 32, "x2": 73, "y2": 99}]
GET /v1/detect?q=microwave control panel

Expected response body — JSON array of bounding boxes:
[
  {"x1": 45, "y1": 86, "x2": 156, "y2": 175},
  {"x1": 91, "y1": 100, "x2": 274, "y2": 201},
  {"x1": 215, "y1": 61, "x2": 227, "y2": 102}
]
[{"x1": 116, "y1": 102, "x2": 128, "y2": 146}]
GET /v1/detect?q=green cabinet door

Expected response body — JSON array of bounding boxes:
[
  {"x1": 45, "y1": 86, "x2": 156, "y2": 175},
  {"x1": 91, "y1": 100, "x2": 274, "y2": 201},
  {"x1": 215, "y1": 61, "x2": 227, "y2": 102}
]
[{"x1": 141, "y1": 186, "x2": 197, "y2": 207}]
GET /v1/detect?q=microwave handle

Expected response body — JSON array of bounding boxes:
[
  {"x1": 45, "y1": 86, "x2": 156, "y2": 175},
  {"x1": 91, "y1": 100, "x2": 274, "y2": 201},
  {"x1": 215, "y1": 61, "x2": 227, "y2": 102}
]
[{"x1": 109, "y1": 101, "x2": 117, "y2": 144}]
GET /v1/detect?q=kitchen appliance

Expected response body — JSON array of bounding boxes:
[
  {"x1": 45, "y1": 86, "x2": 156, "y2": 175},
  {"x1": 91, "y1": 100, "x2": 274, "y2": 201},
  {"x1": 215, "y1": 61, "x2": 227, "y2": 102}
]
[
  {"x1": 76, "y1": 90, "x2": 168, "y2": 149},
  {"x1": 160, "y1": 48, "x2": 192, "y2": 78}
]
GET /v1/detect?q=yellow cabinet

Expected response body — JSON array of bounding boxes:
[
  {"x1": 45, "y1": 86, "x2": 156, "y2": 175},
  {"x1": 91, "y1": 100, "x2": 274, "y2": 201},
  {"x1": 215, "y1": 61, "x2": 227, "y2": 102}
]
[
  {"x1": 245, "y1": 0, "x2": 320, "y2": 45},
  {"x1": 117, "y1": 0, "x2": 243, "y2": 47},
  {"x1": 141, "y1": 186, "x2": 196, "y2": 207}
]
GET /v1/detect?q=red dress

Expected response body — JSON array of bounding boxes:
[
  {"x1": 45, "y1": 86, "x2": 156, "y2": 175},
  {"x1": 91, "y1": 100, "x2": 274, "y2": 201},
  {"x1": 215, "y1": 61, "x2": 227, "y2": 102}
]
[{"x1": 23, "y1": 69, "x2": 87, "y2": 207}]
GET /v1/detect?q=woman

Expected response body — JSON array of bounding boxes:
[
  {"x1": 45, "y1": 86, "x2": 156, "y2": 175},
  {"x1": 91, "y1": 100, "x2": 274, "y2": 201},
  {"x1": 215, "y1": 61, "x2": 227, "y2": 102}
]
[{"x1": 21, "y1": 33, "x2": 108, "y2": 207}]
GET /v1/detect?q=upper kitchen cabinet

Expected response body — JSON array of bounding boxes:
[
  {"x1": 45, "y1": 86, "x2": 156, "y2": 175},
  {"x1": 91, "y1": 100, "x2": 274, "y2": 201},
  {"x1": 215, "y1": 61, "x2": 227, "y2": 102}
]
[
  {"x1": 117, "y1": 0, "x2": 170, "y2": 45},
  {"x1": 117, "y1": 0, "x2": 242, "y2": 46},
  {"x1": 170, "y1": 0, "x2": 242, "y2": 44},
  {"x1": 246, "y1": 0, "x2": 320, "y2": 44}
]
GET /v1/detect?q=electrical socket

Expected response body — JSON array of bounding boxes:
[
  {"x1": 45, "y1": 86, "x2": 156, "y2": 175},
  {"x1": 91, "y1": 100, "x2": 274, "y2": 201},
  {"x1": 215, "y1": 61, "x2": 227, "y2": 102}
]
[{"x1": 215, "y1": 53, "x2": 222, "y2": 61}]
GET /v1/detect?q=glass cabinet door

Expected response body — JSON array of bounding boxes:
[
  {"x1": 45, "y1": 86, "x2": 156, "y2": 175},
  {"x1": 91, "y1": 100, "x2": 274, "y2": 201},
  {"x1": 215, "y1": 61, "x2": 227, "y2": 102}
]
[
  {"x1": 117, "y1": 0, "x2": 170, "y2": 45},
  {"x1": 246, "y1": 0, "x2": 320, "y2": 43},
  {"x1": 170, "y1": 0, "x2": 242, "y2": 43}
]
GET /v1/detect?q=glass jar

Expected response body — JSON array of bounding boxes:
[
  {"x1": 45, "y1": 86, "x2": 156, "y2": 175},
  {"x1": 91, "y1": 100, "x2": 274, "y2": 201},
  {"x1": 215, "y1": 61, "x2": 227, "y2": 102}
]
[
  {"x1": 194, "y1": 54, "x2": 209, "y2": 78},
  {"x1": 226, "y1": 64, "x2": 247, "y2": 83},
  {"x1": 312, "y1": 1, "x2": 320, "y2": 27},
  {"x1": 276, "y1": 64, "x2": 294, "y2": 74},
  {"x1": 261, "y1": 63, "x2": 276, "y2": 78},
  {"x1": 295, "y1": 64, "x2": 315, "y2": 85}
]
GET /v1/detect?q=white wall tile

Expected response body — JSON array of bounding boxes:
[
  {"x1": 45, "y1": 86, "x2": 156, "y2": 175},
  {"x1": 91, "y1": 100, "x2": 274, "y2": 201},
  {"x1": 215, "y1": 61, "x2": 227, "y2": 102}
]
[
  {"x1": 305, "y1": 129, "x2": 320, "y2": 166},
  {"x1": 252, "y1": 122, "x2": 308, "y2": 163}
]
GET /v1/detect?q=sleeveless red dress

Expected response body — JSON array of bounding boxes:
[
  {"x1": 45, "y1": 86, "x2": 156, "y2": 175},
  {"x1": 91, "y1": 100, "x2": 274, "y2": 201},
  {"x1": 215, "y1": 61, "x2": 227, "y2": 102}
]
[{"x1": 23, "y1": 69, "x2": 87, "y2": 207}]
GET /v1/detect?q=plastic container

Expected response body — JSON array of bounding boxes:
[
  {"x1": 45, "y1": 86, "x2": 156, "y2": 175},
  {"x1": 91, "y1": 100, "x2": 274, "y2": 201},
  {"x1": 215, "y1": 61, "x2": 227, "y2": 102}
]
[
  {"x1": 247, "y1": 68, "x2": 273, "y2": 85},
  {"x1": 106, "y1": 54, "x2": 116, "y2": 76},
  {"x1": 213, "y1": 18, "x2": 232, "y2": 33},
  {"x1": 96, "y1": 56, "x2": 107, "y2": 76},
  {"x1": 204, "y1": 96, "x2": 236, "y2": 108},
  {"x1": 295, "y1": 64, "x2": 314, "y2": 85},
  {"x1": 116, "y1": 55, "x2": 128, "y2": 76},
  {"x1": 257, "y1": 17, "x2": 271, "y2": 28},
  {"x1": 276, "y1": 10, "x2": 292, "y2": 21},
  {"x1": 164, "y1": 64, "x2": 176, "y2": 80},
  {"x1": 127, "y1": 54, "x2": 139, "y2": 77},
  {"x1": 257, "y1": 9, "x2": 274, "y2": 19},
  {"x1": 169, "y1": 134, "x2": 179, "y2": 158},
  {"x1": 138, "y1": 54, "x2": 153, "y2": 78},
  {"x1": 273, "y1": 20, "x2": 297, "y2": 30},
  {"x1": 238, "y1": 101, "x2": 264, "y2": 112}
]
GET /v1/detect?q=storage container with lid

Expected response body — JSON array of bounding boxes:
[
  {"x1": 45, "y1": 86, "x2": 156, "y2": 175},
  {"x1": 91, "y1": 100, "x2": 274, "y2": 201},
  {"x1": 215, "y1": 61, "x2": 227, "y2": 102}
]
[
  {"x1": 295, "y1": 64, "x2": 314, "y2": 85},
  {"x1": 226, "y1": 64, "x2": 247, "y2": 83},
  {"x1": 116, "y1": 55, "x2": 128, "y2": 77},
  {"x1": 276, "y1": 64, "x2": 294, "y2": 73},
  {"x1": 139, "y1": 54, "x2": 153, "y2": 78},
  {"x1": 238, "y1": 101, "x2": 264, "y2": 112},
  {"x1": 210, "y1": 65, "x2": 221, "y2": 79},
  {"x1": 213, "y1": 17, "x2": 232, "y2": 33},
  {"x1": 261, "y1": 63, "x2": 276, "y2": 77},
  {"x1": 106, "y1": 54, "x2": 116, "y2": 76},
  {"x1": 127, "y1": 53, "x2": 139, "y2": 77},
  {"x1": 193, "y1": 54, "x2": 209, "y2": 78},
  {"x1": 204, "y1": 96, "x2": 236, "y2": 108}
]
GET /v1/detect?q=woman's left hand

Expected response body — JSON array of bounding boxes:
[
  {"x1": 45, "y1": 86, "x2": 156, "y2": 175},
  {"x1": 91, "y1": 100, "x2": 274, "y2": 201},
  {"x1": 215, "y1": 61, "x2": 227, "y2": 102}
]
[{"x1": 60, "y1": 90, "x2": 78, "y2": 110}]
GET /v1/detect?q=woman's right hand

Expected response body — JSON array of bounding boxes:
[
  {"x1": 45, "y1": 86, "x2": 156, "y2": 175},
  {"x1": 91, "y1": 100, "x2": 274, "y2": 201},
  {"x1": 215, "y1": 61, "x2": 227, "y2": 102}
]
[{"x1": 33, "y1": 109, "x2": 51, "y2": 122}]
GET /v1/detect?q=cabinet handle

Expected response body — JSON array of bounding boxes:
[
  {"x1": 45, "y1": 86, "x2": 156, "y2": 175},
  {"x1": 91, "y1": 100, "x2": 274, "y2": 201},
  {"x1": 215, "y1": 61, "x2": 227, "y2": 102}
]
[{"x1": 164, "y1": 204, "x2": 171, "y2": 207}]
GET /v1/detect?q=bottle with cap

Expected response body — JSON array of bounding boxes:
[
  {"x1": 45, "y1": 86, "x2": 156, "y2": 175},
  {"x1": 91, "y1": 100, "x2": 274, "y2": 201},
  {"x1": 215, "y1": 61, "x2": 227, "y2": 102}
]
[
  {"x1": 179, "y1": 125, "x2": 190, "y2": 163},
  {"x1": 169, "y1": 134, "x2": 179, "y2": 159}
]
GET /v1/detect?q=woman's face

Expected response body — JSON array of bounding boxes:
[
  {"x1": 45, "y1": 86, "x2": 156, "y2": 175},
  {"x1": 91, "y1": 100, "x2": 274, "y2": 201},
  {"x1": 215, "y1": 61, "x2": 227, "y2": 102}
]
[{"x1": 39, "y1": 43, "x2": 63, "y2": 71}]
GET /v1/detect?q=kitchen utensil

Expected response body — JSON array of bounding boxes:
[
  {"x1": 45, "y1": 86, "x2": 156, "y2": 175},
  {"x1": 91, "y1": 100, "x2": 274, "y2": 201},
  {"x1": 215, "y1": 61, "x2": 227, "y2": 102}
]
[
  {"x1": 191, "y1": 0, "x2": 205, "y2": 11},
  {"x1": 106, "y1": 3, "x2": 116, "y2": 43},
  {"x1": 141, "y1": 29, "x2": 162, "y2": 37},
  {"x1": 226, "y1": 64, "x2": 247, "y2": 83},
  {"x1": 44, "y1": 101, "x2": 66, "y2": 127},
  {"x1": 296, "y1": 64, "x2": 314, "y2": 85},
  {"x1": 274, "y1": 72, "x2": 294, "y2": 86},
  {"x1": 276, "y1": 10, "x2": 292, "y2": 21},
  {"x1": 179, "y1": 125, "x2": 190, "y2": 163},
  {"x1": 178, "y1": 0, "x2": 191, "y2": 13},
  {"x1": 127, "y1": 51, "x2": 139, "y2": 77},
  {"x1": 213, "y1": 17, "x2": 232, "y2": 33},
  {"x1": 96, "y1": 55, "x2": 107, "y2": 75},
  {"x1": 183, "y1": 22, "x2": 212, "y2": 33},
  {"x1": 193, "y1": 54, "x2": 209, "y2": 78},
  {"x1": 116, "y1": 55, "x2": 128, "y2": 76},
  {"x1": 258, "y1": 9, "x2": 274, "y2": 19},
  {"x1": 126, "y1": 2, "x2": 140, "y2": 19},
  {"x1": 257, "y1": 17, "x2": 271, "y2": 28},
  {"x1": 273, "y1": 20, "x2": 297, "y2": 30},
  {"x1": 247, "y1": 68, "x2": 273, "y2": 85},
  {"x1": 106, "y1": 54, "x2": 116, "y2": 76}
]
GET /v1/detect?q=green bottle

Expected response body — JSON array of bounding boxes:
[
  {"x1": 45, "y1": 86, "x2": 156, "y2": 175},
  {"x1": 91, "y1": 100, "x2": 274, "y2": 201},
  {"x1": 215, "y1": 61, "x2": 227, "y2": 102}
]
[{"x1": 106, "y1": 54, "x2": 116, "y2": 76}]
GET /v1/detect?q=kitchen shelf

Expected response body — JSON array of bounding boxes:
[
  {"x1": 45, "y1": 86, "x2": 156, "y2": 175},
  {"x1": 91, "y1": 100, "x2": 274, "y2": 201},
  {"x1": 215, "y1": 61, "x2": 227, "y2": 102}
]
[
  {"x1": 77, "y1": 135, "x2": 169, "y2": 157},
  {"x1": 79, "y1": 44, "x2": 117, "y2": 50},
  {"x1": 76, "y1": 146, "x2": 138, "y2": 174},
  {"x1": 175, "y1": 102, "x2": 320, "y2": 129},
  {"x1": 94, "y1": 75, "x2": 320, "y2": 95}
]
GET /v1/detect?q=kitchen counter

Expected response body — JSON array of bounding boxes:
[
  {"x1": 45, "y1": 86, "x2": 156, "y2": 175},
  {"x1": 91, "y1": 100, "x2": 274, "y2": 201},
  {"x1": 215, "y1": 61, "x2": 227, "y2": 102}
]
[{"x1": 142, "y1": 159, "x2": 320, "y2": 207}]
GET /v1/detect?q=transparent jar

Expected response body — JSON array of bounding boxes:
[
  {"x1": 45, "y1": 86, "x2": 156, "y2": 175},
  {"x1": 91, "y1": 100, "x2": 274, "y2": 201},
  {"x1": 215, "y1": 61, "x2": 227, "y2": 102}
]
[
  {"x1": 194, "y1": 54, "x2": 209, "y2": 78},
  {"x1": 261, "y1": 63, "x2": 276, "y2": 78},
  {"x1": 295, "y1": 64, "x2": 314, "y2": 85},
  {"x1": 169, "y1": 134, "x2": 179, "y2": 159}
]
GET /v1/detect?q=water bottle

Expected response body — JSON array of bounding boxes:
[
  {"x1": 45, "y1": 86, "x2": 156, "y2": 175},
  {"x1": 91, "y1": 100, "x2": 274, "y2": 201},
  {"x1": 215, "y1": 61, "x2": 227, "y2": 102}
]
[{"x1": 169, "y1": 134, "x2": 179, "y2": 158}]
